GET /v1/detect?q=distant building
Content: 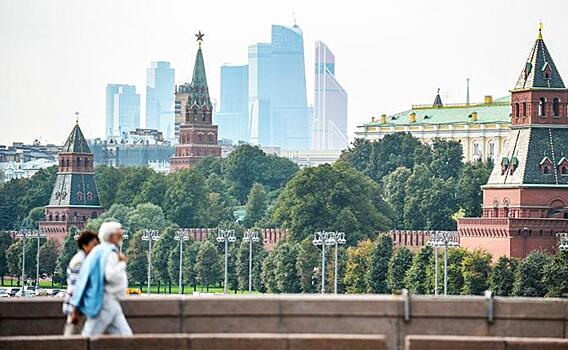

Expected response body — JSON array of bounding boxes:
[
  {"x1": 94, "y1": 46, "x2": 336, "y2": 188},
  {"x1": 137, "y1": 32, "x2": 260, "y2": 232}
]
[
  {"x1": 170, "y1": 33, "x2": 221, "y2": 171},
  {"x1": 356, "y1": 92, "x2": 511, "y2": 163},
  {"x1": 146, "y1": 62, "x2": 175, "y2": 141},
  {"x1": 40, "y1": 121, "x2": 103, "y2": 241},
  {"x1": 215, "y1": 65, "x2": 249, "y2": 144},
  {"x1": 248, "y1": 43, "x2": 273, "y2": 146},
  {"x1": 270, "y1": 24, "x2": 310, "y2": 150},
  {"x1": 0, "y1": 159, "x2": 56, "y2": 182},
  {"x1": 248, "y1": 23, "x2": 310, "y2": 151},
  {"x1": 459, "y1": 27, "x2": 568, "y2": 259},
  {"x1": 313, "y1": 41, "x2": 348, "y2": 150},
  {"x1": 105, "y1": 84, "x2": 140, "y2": 140},
  {"x1": 90, "y1": 128, "x2": 174, "y2": 168},
  {"x1": 262, "y1": 147, "x2": 341, "y2": 168}
]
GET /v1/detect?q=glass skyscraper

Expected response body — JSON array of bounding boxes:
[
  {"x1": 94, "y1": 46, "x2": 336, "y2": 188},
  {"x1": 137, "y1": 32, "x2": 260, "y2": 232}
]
[
  {"x1": 248, "y1": 43, "x2": 272, "y2": 146},
  {"x1": 146, "y1": 61, "x2": 175, "y2": 141},
  {"x1": 270, "y1": 24, "x2": 310, "y2": 150},
  {"x1": 105, "y1": 84, "x2": 140, "y2": 140},
  {"x1": 215, "y1": 64, "x2": 249, "y2": 143},
  {"x1": 313, "y1": 41, "x2": 348, "y2": 150}
]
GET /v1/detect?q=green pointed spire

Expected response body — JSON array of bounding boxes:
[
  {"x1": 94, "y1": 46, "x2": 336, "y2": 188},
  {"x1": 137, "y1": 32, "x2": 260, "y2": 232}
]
[
  {"x1": 191, "y1": 47, "x2": 208, "y2": 89},
  {"x1": 62, "y1": 123, "x2": 91, "y2": 153}
]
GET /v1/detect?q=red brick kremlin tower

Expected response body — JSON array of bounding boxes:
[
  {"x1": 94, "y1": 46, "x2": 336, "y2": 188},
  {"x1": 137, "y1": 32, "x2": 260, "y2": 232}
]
[
  {"x1": 39, "y1": 117, "x2": 103, "y2": 241},
  {"x1": 170, "y1": 31, "x2": 221, "y2": 171},
  {"x1": 458, "y1": 25, "x2": 568, "y2": 258}
]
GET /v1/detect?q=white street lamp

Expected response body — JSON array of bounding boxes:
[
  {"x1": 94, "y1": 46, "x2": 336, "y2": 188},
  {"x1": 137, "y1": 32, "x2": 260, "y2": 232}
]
[
  {"x1": 557, "y1": 232, "x2": 568, "y2": 252},
  {"x1": 326, "y1": 231, "x2": 346, "y2": 294},
  {"x1": 216, "y1": 229, "x2": 237, "y2": 294},
  {"x1": 15, "y1": 219, "x2": 36, "y2": 290},
  {"x1": 120, "y1": 230, "x2": 129, "y2": 254},
  {"x1": 174, "y1": 229, "x2": 191, "y2": 295},
  {"x1": 312, "y1": 231, "x2": 335, "y2": 294},
  {"x1": 242, "y1": 230, "x2": 260, "y2": 292},
  {"x1": 427, "y1": 231, "x2": 459, "y2": 296},
  {"x1": 141, "y1": 230, "x2": 160, "y2": 295}
]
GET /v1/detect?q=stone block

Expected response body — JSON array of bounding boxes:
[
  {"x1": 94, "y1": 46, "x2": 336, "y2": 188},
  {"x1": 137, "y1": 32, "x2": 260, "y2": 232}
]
[
  {"x1": 505, "y1": 337, "x2": 568, "y2": 350},
  {"x1": 288, "y1": 334, "x2": 387, "y2": 350},
  {"x1": 0, "y1": 335, "x2": 87, "y2": 350},
  {"x1": 184, "y1": 295, "x2": 280, "y2": 316},
  {"x1": 185, "y1": 316, "x2": 282, "y2": 333},
  {"x1": 188, "y1": 333, "x2": 286, "y2": 350},
  {"x1": 89, "y1": 334, "x2": 189, "y2": 350},
  {"x1": 405, "y1": 335, "x2": 506, "y2": 350},
  {"x1": 279, "y1": 294, "x2": 401, "y2": 317}
]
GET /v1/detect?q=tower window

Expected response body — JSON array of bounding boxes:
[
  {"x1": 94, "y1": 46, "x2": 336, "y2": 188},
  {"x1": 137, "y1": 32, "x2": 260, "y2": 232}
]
[
  {"x1": 561, "y1": 167, "x2": 568, "y2": 176},
  {"x1": 553, "y1": 98, "x2": 560, "y2": 117},
  {"x1": 515, "y1": 103, "x2": 520, "y2": 118},
  {"x1": 539, "y1": 97, "x2": 546, "y2": 117},
  {"x1": 523, "y1": 102, "x2": 527, "y2": 117},
  {"x1": 543, "y1": 166, "x2": 550, "y2": 174},
  {"x1": 545, "y1": 72, "x2": 550, "y2": 79}
]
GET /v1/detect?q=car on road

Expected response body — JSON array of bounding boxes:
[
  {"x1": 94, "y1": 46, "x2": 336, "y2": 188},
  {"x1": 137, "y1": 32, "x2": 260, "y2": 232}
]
[
  {"x1": 6, "y1": 288, "x2": 20, "y2": 297},
  {"x1": 15, "y1": 289, "x2": 35, "y2": 298},
  {"x1": 0, "y1": 288, "x2": 10, "y2": 298}
]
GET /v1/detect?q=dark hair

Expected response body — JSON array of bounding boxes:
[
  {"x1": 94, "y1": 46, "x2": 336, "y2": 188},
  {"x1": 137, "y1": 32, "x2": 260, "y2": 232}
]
[{"x1": 77, "y1": 230, "x2": 99, "y2": 250}]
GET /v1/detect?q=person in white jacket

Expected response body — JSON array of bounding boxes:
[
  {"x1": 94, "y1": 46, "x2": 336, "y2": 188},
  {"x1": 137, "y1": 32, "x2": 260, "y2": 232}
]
[{"x1": 80, "y1": 221, "x2": 132, "y2": 336}]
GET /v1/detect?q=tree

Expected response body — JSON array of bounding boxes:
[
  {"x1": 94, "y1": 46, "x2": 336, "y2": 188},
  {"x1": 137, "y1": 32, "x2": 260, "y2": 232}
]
[
  {"x1": 6, "y1": 240, "x2": 22, "y2": 284},
  {"x1": 194, "y1": 156, "x2": 223, "y2": 178},
  {"x1": 132, "y1": 172, "x2": 167, "y2": 207},
  {"x1": 204, "y1": 174, "x2": 237, "y2": 228},
  {"x1": 0, "y1": 232, "x2": 13, "y2": 285},
  {"x1": 85, "y1": 204, "x2": 134, "y2": 233},
  {"x1": 244, "y1": 183, "x2": 268, "y2": 228},
  {"x1": 114, "y1": 167, "x2": 154, "y2": 205},
  {"x1": 128, "y1": 203, "x2": 169, "y2": 235},
  {"x1": 513, "y1": 250, "x2": 553, "y2": 297},
  {"x1": 461, "y1": 250, "x2": 492, "y2": 295},
  {"x1": 151, "y1": 224, "x2": 178, "y2": 293},
  {"x1": 295, "y1": 238, "x2": 320, "y2": 293},
  {"x1": 542, "y1": 251, "x2": 568, "y2": 297},
  {"x1": 126, "y1": 231, "x2": 148, "y2": 290},
  {"x1": 273, "y1": 240, "x2": 300, "y2": 293},
  {"x1": 261, "y1": 249, "x2": 279, "y2": 293},
  {"x1": 56, "y1": 227, "x2": 79, "y2": 286},
  {"x1": 343, "y1": 240, "x2": 373, "y2": 294},
  {"x1": 382, "y1": 167, "x2": 412, "y2": 228},
  {"x1": 27, "y1": 207, "x2": 45, "y2": 228},
  {"x1": 445, "y1": 248, "x2": 467, "y2": 295},
  {"x1": 367, "y1": 234, "x2": 393, "y2": 294},
  {"x1": 163, "y1": 168, "x2": 208, "y2": 227},
  {"x1": 489, "y1": 256, "x2": 517, "y2": 296},
  {"x1": 457, "y1": 161, "x2": 492, "y2": 217},
  {"x1": 387, "y1": 246, "x2": 413, "y2": 292},
  {"x1": 272, "y1": 163, "x2": 392, "y2": 244},
  {"x1": 196, "y1": 240, "x2": 221, "y2": 291},
  {"x1": 94, "y1": 165, "x2": 122, "y2": 208},
  {"x1": 429, "y1": 139, "x2": 463, "y2": 180},
  {"x1": 404, "y1": 246, "x2": 433, "y2": 294},
  {"x1": 39, "y1": 239, "x2": 59, "y2": 285},
  {"x1": 338, "y1": 138, "x2": 373, "y2": 175},
  {"x1": 167, "y1": 237, "x2": 197, "y2": 293}
]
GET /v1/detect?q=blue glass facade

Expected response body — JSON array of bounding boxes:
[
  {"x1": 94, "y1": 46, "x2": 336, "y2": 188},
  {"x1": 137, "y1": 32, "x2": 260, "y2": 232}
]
[
  {"x1": 215, "y1": 65, "x2": 249, "y2": 144},
  {"x1": 146, "y1": 61, "x2": 175, "y2": 141},
  {"x1": 248, "y1": 43, "x2": 272, "y2": 146},
  {"x1": 105, "y1": 84, "x2": 140, "y2": 140}
]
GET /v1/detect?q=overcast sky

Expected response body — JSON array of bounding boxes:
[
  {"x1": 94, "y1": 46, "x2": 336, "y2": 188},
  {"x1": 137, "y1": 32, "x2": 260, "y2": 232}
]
[{"x1": 1, "y1": 0, "x2": 567, "y2": 145}]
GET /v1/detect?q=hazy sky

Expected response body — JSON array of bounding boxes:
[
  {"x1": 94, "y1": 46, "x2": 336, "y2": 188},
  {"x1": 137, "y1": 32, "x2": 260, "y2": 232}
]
[{"x1": 1, "y1": 0, "x2": 567, "y2": 145}]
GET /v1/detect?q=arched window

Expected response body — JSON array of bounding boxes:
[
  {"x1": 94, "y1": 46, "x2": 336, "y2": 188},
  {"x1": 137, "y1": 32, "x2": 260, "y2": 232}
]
[
  {"x1": 77, "y1": 191, "x2": 83, "y2": 201},
  {"x1": 523, "y1": 102, "x2": 527, "y2": 117},
  {"x1": 91, "y1": 212, "x2": 98, "y2": 219},
  {"x1": 61, "y1": 214, "x2": 66, "y2": 221},
  {"x1": 65, "y1": 159, "x2": 70, "y2": 167},
  {"x1": 77, "y1": 157, "x2": 81, "y2": 167},
  {"x1": 562, "y1": 167, "x2": 568, "y2": 176},
  {"x1": 539, "y1": 97, "x2": 546, "y2": 116},
  {"x1": 86, "y1": 192, "x2": 93, "y2": 201},
  {"x1": 543, "y1": 166, "x2": 550, "y2": 174},
  {"x1": 473, "y1": 141, "x2": 481, "y2": 161},
  {"x1": 515, "y1": 103, "x2": 520, "y2": 118},
  {"x1": 553, "y1": 98, "x2": 560, "y2": 117},
  {"x1": 488, "y1": 140, "x2": 495, "y2": 161}
]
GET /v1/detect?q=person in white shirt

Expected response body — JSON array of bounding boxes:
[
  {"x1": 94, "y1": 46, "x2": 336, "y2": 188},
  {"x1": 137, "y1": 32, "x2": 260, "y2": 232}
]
[{"x1": 80, "y1": 221, "x2": 132, "y2": 336}]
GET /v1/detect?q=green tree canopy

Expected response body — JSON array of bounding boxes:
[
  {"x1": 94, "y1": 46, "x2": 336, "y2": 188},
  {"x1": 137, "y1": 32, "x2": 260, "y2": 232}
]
[
  {"x1": 367, "y1": 234, "x2": 393, "y2": 294},
  {"x1": 39, "y1": 239, "x2": 59, "y2": 279},
  {"x1": 343, "y1": 240, "x2": 373, "y2": 294},
  {"x1": 125, "y1": 230, "x2": 148, "y2": 288},
  {"x1": 163, "y1": 168, "x2": 208, "y2": 227},
  {"x1": 387, "y1": 246, "x2": 413, "y2": 293},
  {"x1": 295, "y1": 237, "x2": 320, "y2": 293},
  {"x1": 513, "y1": 250, "x2": 553, "y2": 297},
  {"x1": 244, "y1": 183, "x2": 268, "y2": 228},
  {"x1": 489, "y1": 256, "x2": 518, "y2": 296},
  {"x1": 404, "y1": 245, "x2": 433, "y2": 294},
  {"x1": 457, "y1": 161, "x2": 492, "y2": 217},
  {"x1": 272, "y1": 163, "x2": 392, "y2": 244},
  {"x1": 542, "y1": 251, "x2": 568, "y2": 297},
  {"x1": 195, "y1": 240, "x2": 221, "y2": 291},
  {"x1": 273, "y1": 240, "x2": 300, "y2": 293},
  {"x1": 461, "y1": 250, "x2": 492, "y2": 295}
]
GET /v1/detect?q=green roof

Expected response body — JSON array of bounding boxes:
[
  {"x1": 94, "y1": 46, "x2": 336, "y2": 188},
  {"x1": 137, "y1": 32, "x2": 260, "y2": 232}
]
[
  {"x1": 62, "y1": 124, "x2": 91, "y2": 153},
  {"x1": 364, "y1": 96, "x2": 511, "y2": 127},
  {"x1": 514, "y1": 35, "x2": 565, "y2": 90}
]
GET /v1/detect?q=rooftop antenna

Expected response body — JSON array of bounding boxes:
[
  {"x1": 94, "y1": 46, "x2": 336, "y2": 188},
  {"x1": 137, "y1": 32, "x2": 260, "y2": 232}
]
[
  {"x1": 466, "y1": 78, "x2": 470, "y2": 106},
  {"x1": 292, "y1": 11, "x2": 297, "y2": 27},
  {"x1": 75, "y1": 111, "x2": 80, "y2": 125},
  {"x1": 538, "y1": 21, "x2": 543, "y2": 40}
]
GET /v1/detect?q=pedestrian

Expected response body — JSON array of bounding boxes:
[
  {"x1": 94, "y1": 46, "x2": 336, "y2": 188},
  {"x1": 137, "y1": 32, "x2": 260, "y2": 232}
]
[
  {"x1": 63, "y1": 230, "x2": 100, "y2": 336},
  {"x1": 72, "y1": 221, "x2": 132, "y2": 336}
]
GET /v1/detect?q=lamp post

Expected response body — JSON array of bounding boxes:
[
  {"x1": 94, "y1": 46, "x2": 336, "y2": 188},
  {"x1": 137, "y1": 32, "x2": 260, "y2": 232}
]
[
  {"x1": 242, "y1": 230, "x2": 260, "y2": 292},
  {"x1": 141, "y1": 230, "x2": 160, "y2": 295},
  {"x1": 31, "y1": 229, "x2": 46, "y2": 290},
  {"x1": 312, "y1": 231, "x2": 336, "y2": 294},
  {"x1": 557, "y1": 232, "x2": 568, "y2": 252},
  {"x1": 216, "y1": 229, "x2": 237, "y2": 294},
  {"x1": 120, "y1": 230, "x2": 129, "y2": 254},
  {"x1": 427, "y1": 231, "x2": 459, "y2": 296},
  {"x1": 16, "y1": 222, "x2": 33, "y2": 290},
  {"x1": 174, "y1": 229, "x2": 191, "y2": 294},
  {"x1": 325, "y1": 231, "x2": 346, "y2": 294}
]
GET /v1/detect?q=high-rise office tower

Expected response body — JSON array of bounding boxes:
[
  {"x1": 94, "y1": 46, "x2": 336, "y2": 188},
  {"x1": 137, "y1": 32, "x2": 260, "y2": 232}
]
[
  {"x1": 146, "y1": 61, "x2": 175, "y2": 141},
  {"x1": 105, "y1": 84, "x2": 140, "y2": 140},
  {"x1": 313, "y1": 41, "x2": 348, "y2": 150},
  {"x1": 248, "y1": 43, "x2": 272, "y2": 146},
  {"x1": 216, "y1": 65, "x2": 249, "y2": 143},
  {"x1": 270, "y1": 24, "x2": 310, "y2": 150}
]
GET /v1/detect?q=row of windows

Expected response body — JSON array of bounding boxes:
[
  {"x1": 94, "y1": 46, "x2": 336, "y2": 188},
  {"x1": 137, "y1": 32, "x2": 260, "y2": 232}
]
[
  {"x1": 541, "y1": 165, "x2": 568, "y2": 175},
  {"x1": 514, "y1": 98, "x2": 562, "y2": 118},
  {"x1": 48, "y1": 211, "x2": 98, "y2": 222},
  {"x1": 59, "y1": 157, "x2": 92, "y2": 168}
]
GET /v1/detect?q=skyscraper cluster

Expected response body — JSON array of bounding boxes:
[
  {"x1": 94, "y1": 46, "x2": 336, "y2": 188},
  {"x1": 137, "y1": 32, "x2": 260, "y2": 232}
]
[
  {"x1": 105, "y1": 62, "x2": 176, "y2": 142},
  {"x1": 216, "y1": 23, "x2": 348, "y2": 151}
]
